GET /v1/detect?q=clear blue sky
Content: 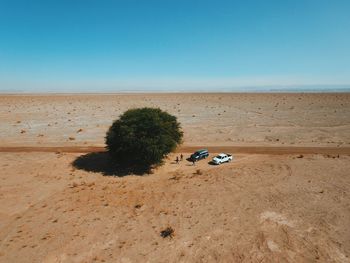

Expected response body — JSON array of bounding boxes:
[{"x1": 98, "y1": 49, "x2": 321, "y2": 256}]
[{"x1": 0, "y1": 0, "x2": 349, "y2": 91}]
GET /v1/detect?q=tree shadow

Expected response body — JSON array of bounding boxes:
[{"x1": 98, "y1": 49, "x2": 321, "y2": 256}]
[{"x1": 72, "y1": 152, "x2": 150, "y2": 177}]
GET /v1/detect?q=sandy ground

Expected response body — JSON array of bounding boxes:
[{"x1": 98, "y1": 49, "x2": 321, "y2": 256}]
[
  {"x1": 0, "y1": 93, "x2": 350, "y2": 262},
  {"x1": 1, "y1": 93, "x2": 350, "y2": 147}
]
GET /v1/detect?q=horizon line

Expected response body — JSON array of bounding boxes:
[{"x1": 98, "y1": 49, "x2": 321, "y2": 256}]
[{"x1": 1, "y1": 84, "x2": 350, "y2": 94}]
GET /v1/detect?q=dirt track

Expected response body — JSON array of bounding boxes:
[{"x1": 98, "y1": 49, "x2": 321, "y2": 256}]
[{"x1": 0, "y1": 145, "x2": 350, "y2": 154}]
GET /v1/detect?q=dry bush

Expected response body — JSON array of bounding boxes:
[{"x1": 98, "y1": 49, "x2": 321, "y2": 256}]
[
  {"x1": 194, "y1": 169, "x2": 203, "y2": 175},
  {"x1": 160, "y1": 227, "x2": 174, "y2": 238}
]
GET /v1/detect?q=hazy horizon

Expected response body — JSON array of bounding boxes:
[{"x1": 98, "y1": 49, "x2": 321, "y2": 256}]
[{"x1": 1, "y1": 84, "x2": 350, "y2": 94}]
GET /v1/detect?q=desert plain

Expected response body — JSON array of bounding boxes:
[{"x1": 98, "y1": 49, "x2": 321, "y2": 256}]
[{"x1": 0, "y1": 93, "x2": 350, "y2": 262}]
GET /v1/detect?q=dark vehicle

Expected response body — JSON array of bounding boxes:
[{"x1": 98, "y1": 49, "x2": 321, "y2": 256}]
[{"x1": 190, "y1": 149, "x2": 209, "y2": 161}]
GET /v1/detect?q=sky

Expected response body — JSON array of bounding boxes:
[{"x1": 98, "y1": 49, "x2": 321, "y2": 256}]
[{"x1": 0, "y1": 0, "x2": 350, "y2": 92}]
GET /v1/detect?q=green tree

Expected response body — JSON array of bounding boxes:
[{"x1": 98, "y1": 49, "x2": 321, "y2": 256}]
[{"x1": 106, "y1": 107, "x2": 183, "y2": 171}]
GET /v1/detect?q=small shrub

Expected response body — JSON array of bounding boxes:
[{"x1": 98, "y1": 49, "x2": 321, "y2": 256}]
[
  {"x1": 194, "y1": 169, "x2": 203, "y2": 175},
  {"x1": 160, "y1": 227, "x2": 174, "y2": 238}
]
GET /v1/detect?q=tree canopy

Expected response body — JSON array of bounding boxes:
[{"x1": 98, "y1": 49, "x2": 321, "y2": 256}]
[{"x1": 105, "y1": 107, "x2": 183, "y2": 170}]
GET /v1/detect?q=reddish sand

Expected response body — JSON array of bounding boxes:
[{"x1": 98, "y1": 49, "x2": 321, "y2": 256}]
[{"x1": 0, "y1": 93, "x2": 349, "y2": 262}]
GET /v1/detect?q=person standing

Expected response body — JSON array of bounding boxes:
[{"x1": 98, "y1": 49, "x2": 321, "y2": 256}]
[
  {"x1": 180, "y1": 154, "x2": 183, "y2": 161},
  {"x1": 176, "y1": 156, "x2": 179, "y2": 164}
]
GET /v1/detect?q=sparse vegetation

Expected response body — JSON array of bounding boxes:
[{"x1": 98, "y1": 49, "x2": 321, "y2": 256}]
[
  {"x1": 105, "y1": 107, "x2": 183, "y2": 171},
  {"x1": 160, "y1": 227, "x2": 174, "y2": 238},
  {"x1": 194, "y1": 169, "x2": 203, "y2": 175}
]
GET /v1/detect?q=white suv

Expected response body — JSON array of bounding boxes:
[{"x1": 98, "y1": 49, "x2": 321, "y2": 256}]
[{"x1": 212, "y1": 153, "x2": 233, "y2": 165}]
